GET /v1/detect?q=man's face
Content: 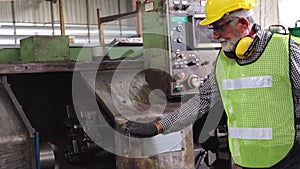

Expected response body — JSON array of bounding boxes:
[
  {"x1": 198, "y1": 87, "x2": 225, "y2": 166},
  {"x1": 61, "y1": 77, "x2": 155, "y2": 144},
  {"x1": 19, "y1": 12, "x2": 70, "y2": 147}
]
[
  {"x1": 209, "y1": 18, "x2": 248, "y2": 52},
  {"x1": 219, "y1": 29, "x2": 244, "y2": 52}
]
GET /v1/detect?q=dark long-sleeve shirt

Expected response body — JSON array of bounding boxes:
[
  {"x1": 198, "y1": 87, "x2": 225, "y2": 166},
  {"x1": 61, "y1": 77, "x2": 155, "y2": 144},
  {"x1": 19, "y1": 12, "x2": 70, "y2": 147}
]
[{"x1": 159, "y1": 30, "x2": 300, "y2": 144}]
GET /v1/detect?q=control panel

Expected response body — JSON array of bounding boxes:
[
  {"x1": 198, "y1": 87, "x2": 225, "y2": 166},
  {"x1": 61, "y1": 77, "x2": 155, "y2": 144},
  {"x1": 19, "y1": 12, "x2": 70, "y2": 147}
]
[
  {"x1": 142, "y1": 0, "x2": 219, "y2": 97},
  {"x1": 170, "y1": 15, "x2": 189, "y2": 52}
]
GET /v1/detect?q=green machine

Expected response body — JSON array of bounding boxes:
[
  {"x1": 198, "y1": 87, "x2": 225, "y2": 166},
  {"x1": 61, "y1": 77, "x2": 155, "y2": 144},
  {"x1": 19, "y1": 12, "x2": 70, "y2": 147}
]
[
  {"x1": 289, "y1": 20, "x2": 300, "y2": 38},
  {"x1": 20, "y1": 36, "x2": 70, "y2": 62},
  {"x1": 141, "y1": 0, "x2": 220, "y2": 97},
  {"x1": 0, "y1": 35, "x2": 95, "y2": 64}
]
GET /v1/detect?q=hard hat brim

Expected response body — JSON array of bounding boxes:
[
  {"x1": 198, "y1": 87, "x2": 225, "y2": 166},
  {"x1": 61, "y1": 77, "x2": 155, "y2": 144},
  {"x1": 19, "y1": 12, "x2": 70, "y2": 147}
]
[{"x1": 200, "y1": 17, "x2": 222, "y2": 26}]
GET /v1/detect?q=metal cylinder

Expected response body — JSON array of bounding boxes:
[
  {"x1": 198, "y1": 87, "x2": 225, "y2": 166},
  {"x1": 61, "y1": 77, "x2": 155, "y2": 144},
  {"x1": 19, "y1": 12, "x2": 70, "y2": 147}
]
[{"x1": 40, "y1": 142, "x2": 56, "y2": 169}]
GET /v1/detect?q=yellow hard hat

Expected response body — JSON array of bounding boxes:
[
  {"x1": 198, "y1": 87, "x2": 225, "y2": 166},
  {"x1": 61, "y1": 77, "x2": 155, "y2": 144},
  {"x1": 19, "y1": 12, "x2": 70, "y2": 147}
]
[{"x1": 200, "y1": 0, "x2": 258, "y2": 26}]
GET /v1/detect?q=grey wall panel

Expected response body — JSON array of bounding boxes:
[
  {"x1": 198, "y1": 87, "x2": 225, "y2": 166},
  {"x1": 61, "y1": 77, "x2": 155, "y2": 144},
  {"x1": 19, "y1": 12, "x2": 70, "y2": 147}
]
[
  {"x1": 14, "y1": 0, "x2": 52, "y2": 23},
  {"x1": 0, "y1": 1, "x2": 13, "y2": 22},
  {"x1": 0, "y1": 0, "x2": 133, "y2": 25},
  {"x1": 63, "y1": 0, "x2": 87, "y2": 24},
  {"x1": 0, "y1": 0, "x2": 136, "y2": 46}
]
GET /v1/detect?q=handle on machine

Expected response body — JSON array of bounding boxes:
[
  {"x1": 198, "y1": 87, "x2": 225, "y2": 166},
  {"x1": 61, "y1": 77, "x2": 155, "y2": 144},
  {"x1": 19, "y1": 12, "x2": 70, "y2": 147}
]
[
  {"x1": 268, "y1": 24, "x2": 287, "y2": 34},
  {"x1": 295, "y1": 20, "x2": 300, "y2": 28}
]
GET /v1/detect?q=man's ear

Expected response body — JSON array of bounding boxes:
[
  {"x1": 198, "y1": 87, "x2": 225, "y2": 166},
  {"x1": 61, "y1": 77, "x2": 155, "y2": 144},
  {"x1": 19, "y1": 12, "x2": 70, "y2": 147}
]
[{"x1": 238, "y1": 17, "x2": 249, "y2": 29}]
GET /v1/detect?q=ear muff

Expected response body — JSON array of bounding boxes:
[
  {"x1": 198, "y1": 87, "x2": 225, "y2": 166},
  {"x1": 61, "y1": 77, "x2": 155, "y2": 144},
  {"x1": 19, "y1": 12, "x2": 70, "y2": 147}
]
[
  {"x1": 223, "y1": 24, "x2": 261, "y2": 60},
  {"x1": 235, "y1": 36, "x2": 255, "y2": 59},
  {"x1": 222, "y1": 35, "x2": 259, "y2": 60},
  {"x1": 235, "y1": 23, "x2": 261, "y2": 59},
  {"x1": 223, "y1": 37, "x2": 258, "y2": 60},
  {"x1": 222, "y1": 50, "x2": 237, "y2": 60}
]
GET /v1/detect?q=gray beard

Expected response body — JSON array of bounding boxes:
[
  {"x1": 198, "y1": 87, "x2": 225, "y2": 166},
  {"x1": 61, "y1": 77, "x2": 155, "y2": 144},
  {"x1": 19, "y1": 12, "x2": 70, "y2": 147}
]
[
  {"x1": 220, "y1": 36, "x2": 241, "y2": 52},
  {"x1": 220, "y1": 29, "x2": 248, "y2": 52}
]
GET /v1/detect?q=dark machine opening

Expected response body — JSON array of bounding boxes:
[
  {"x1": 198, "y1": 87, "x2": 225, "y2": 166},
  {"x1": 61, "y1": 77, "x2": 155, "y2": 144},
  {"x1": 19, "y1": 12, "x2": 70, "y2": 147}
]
[{"x1": 7, "y1": 72, "x2": 116, "y2": 169}]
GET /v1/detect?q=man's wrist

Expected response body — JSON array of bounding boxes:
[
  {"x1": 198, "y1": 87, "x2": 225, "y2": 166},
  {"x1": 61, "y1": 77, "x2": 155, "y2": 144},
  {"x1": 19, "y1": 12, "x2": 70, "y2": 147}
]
[{"x1": 154, "y1": 122, "x2": 163, "y2": 134}]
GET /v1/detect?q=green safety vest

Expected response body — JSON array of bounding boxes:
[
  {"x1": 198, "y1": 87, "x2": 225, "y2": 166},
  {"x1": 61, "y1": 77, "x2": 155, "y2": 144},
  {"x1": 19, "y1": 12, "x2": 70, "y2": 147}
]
[{"x1": 216, "y1": 34, "x2": 297, "y2": 168}]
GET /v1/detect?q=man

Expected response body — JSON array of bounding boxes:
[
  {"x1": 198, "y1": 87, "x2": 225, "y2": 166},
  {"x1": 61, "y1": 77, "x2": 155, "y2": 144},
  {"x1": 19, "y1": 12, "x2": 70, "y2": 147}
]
[{"x1": 126, "y1": 0, "x2": 300, "y2": 168}]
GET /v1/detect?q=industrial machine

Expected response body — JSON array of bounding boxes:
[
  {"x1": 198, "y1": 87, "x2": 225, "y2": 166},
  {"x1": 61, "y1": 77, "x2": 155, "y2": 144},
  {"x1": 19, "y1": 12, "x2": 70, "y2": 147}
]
[
  {"x1": 141, "y1": 0, "x2": 220, "y2": 97},
  {"x1": 1, "y1": 71, "x2": 116, "y2": 169},
  {"x1": 140, "y1": 1, "x2": 230, "y2": 168},
  {"x1": 0, "y1": 1, "x2": 228, "y2": 168},
  {"x1": 0, "y1": 36, "x2": 117, "y2": 169}
]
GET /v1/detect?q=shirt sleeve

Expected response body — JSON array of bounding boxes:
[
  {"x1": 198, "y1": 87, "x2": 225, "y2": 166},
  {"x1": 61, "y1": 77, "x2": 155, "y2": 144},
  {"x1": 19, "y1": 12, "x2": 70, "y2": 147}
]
[
  {"x1": 159, "y1": 66, "x2": 222, "y2": 134},
  {"x1": 290, "y1": 38, "x2": 300, "y2": 144},
  {"x1": 290, "y1": 38, "x2": 300, "y2": 94}
]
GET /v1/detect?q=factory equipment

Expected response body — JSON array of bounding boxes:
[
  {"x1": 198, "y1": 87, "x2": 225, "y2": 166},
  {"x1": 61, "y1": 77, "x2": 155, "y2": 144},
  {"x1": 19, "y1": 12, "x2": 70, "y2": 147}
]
[
  {"x1": 5, "y1": 72, "x2": 116, "y2": 169},
  {"x1": 0, "y1": 77, "x2": 36, "y2": 169},
  {"x1": 268, "y1": 25, "x2": 287, "y2": 34},
  {"x1": 63, "y1": 104, "x2": 111, "y2": 164},
  {"x1": 141, "y1": 0, "x2": 220, "y2": 97},
  {"x1": 0, "y1": 35, "x2": 119, "y2": 169},
  {"x1": 288, "y1": 20, "x2": 300, "y2": 37},
  {"x1": 0, "y1": 0, "x2": 226, "y2": 168}
]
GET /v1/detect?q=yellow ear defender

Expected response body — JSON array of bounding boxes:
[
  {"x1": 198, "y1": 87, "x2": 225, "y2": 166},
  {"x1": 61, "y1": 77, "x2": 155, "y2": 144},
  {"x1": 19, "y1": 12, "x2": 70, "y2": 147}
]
[
  {"x1": 235, "y1": 36, "x2": 255, "y2": 59},
  {"x1": 223, "y1": 24, "x2": 261, "y2": 60},
  {"x1": 222, "y1": 36, "x2": 256, "y2": 60}
]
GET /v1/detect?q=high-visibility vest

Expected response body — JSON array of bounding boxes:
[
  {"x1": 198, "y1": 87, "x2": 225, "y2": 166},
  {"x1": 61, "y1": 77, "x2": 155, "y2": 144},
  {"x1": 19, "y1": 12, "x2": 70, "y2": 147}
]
[{"x1": 216, "y1": 34, "x2": 297, "y2": 168}]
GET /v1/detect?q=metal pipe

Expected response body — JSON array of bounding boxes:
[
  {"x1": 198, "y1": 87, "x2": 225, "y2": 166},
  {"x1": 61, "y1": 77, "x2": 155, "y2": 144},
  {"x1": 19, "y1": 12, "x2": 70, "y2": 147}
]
[
  {"x1": 86, "y1": 0, "x2": 90, "y2": 43},
  {"x1": 11, "y1": 1, "x2": 17, "y2": 47},
  {"x1": 132, "y1": 0, "x2": 142, "y2": 37},
  {"x1": 118, "y1": 0, "x2": 122, "y2": 37},
  {"x1": 98, "y1": 11, "x2": 138, "y2": 24},
  {"x1": 97, "y1": 8, "x2": 104, "y2": 44},
  {"x1": 58, "y1": 0, "x2": 65, "y2": 36},
  {"x1": 50, "y1": 1, "x2": 55, "y2": 35}
]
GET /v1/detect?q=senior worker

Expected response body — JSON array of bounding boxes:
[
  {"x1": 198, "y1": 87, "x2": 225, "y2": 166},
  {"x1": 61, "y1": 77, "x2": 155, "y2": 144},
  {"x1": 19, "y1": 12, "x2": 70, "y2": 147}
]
[{"x1": 126, "y1": 0, "x2": 300, "y2": 168}]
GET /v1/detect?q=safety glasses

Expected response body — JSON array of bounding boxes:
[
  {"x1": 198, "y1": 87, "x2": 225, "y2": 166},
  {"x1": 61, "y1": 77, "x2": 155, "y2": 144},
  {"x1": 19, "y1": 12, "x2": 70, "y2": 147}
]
[{"x1": 207, "y1": 19, "x2": 233, "y2": 33}]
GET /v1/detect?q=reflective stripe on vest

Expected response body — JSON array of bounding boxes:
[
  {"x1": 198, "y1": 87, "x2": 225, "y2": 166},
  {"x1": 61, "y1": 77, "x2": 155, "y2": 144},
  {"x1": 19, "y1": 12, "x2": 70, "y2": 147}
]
[
  {"x1": 222, "y1": 76, "x2": 272, "y2": 90},
  {"x1": 228, "y1": 127, "x2": 272, "y2": 140},
  {"x1": 215, "y1": 34, "x2": 296, "y2": 168}
]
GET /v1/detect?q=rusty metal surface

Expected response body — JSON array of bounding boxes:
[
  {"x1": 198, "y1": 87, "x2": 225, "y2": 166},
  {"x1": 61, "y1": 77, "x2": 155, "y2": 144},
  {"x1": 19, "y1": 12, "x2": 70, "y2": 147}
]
[
  {"x1": 80, "y1": 69, "x2": 175, "y2": 120},
  {"x1": 80, "y1": 69, "x2": 195, "y2": 169},
  {"x1": 114, "y1": 125, "x2": 194, "y2": 169},
  {"x1": 98, "y1": 10, "x2": 138, "y2": 24},
  {"x1": 0, "y1": 60, "x2": 144, "y2": 74},
  {"x1": 112, "y1": 37, "x2": 143, "y2": 45},
  {"x1": 0, "y1": 84, "x2": 31, "y2": 169}
]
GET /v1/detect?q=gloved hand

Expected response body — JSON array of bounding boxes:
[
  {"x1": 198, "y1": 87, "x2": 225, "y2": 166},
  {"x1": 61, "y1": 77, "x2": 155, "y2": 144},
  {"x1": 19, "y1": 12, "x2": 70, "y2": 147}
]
[{"x1": 124, "y1": 121, "x2": 162, "y2": 137}]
